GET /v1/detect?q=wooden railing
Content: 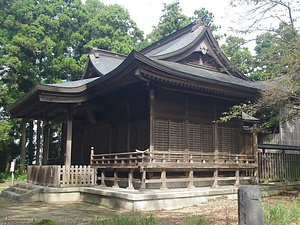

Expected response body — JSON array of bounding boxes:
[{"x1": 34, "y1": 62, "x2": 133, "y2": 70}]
[
  {"x1": 27, "y1": 165, "x2": 96, "y2": 187},
  {"x1": 90, "y1": 149, "x2": 257, "y2": 189},
  {"x1": 90, "y1": 150, "x2": 256, "y2": 168},
  {"x1": 258, "y1": 144, "x2": 300, "y2": 183}
]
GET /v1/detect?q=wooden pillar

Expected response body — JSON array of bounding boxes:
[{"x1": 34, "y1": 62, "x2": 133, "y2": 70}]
[
  {"x1": 149, "y1": 89, "x2": 154, "y2": 152},
  {"x1": 252, "y1": 124, "x2": 259, "y2": 184},
  {"x1": 42, "y1": 124, "x2": 50, "y2": 165},
  {"x1": 65, "y1": 112, "x2": 73, "y2": 167},
  {"x1": 36, "y1": 120, "x2": 42, "y2": 165},
  {"x1": 213, "y1": 101, "x2": 219, "y2": 162},
  {"x1": 20, "y1": 119, "x2": 26, "y2": 174}
]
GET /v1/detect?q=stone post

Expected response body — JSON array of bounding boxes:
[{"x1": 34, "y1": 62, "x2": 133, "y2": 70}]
[{"x1": 238, "y1": 185, "x2": 262, "y2": 225}]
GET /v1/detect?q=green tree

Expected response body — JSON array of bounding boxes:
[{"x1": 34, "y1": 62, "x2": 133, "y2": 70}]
[
  {"x1": 82, "y1": 1, "x2": 144, "y2": 54},
  {"x1": 226, "y1": 0, "x2": 300, "y2": 128},
  {"x1": 221, "y1": 35, "x2": 254, "y2": 75},
  {"x1": 0, "y1": 0, "x2": 146, "y2": 171},
  {"x1": 146, "y1": 1, "x2": 190, "y2": 43},
  {"x1": 147, "y1": 2, "x2": 221, "y2": 44}
]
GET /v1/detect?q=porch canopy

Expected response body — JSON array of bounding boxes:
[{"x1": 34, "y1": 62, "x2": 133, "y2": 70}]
[{"x1": 9, "y1": 20, "x2": 263, "y2": 169}]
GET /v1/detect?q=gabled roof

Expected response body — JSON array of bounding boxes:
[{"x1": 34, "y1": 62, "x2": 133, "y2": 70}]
[{"x1": 9, "y1": 21, "x2": 262, "y2": 119}]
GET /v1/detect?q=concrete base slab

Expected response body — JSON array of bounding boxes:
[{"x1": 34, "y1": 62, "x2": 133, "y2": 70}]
[
  {"x1": 34, "y1": 185, "x2": 239, "y2": 211},
  {"x1": 3, "y1": 182, "x2": 300, "y2": 211}
]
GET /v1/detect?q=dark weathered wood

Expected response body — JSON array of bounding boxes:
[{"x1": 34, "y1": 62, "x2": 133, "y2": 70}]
[{"x1": 42, "y1": 125, "x2": 50, "y2": 165}]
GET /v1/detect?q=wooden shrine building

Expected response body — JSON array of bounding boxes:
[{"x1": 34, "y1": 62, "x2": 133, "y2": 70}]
[{"x1": 9, "y1": 21, "x2": 262, "y2": 189}]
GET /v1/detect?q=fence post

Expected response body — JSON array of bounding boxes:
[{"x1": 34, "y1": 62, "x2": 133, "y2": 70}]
[{"x1": 238, "y1": 185, "x2": 262, "y2": 225}]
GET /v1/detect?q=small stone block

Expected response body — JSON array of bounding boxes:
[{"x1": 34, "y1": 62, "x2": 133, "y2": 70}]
[{"x1": 238, "y1": 185, "x2": 262, "y2": 225}]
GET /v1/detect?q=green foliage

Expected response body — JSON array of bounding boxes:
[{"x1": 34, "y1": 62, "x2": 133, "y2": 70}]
[
  {"x1": 221, "y1": 35, "x2": 254, "y2": 75},
  {"x1": 146, "y1": 1, "x2": 190, "y2": 43},
  {"x1": 91, "y1": 214, "x2": 156, "y2": 225},
  {"x1": 184, "y1": 215, "x2": 205, "y2": 225},
  {"x1": 0, "y1": 0, "x2": 146, "y2": 172},
  {"x1": 147, "y1": 2, "x2": 220, "y2": 44},
  {"x1": 263, "y1": 200, "x2": 300, "y2": 225},
  {"x1": 0, "y1": 172, "x2": 27, "y2": 183},
  {"x1": 217, "y1": 102, "x2": 253, "y2": 123},
  {"x1": 31, "y1": 219, "x2": 55, "y2": 225}
]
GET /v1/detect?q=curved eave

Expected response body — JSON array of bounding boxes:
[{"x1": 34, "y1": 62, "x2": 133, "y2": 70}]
[{"x1": 9, "y1": 83, "x2": 90, "y2": 118}]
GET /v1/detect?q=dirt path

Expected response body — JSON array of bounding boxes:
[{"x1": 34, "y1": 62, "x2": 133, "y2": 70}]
[{"x1": 0, "y1": 195, "x2": 238, "y2": 225}]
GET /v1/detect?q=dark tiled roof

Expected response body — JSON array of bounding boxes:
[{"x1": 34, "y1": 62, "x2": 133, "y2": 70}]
[
  {"x1": 152, "y1": 59, "x2": 263, "y2": 90},
  {"x1": 145, "y1": 25, "x2": 205, "y2": 58},
  {"x1": 89, "y1": 51, "x2": 125, "y2": 75},
  {"x1": 45, "y1": 77, "x2": 99, "y2": 88}
]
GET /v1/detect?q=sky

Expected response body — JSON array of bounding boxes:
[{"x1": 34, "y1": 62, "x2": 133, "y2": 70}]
[{"x1": 99, "y1": 0, "x2": 239, "y2": 36}]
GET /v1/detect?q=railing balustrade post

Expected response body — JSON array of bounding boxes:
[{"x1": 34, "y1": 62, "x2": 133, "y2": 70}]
[
  {"x1": 160, "y1": 170, "x2": 167, "y2": 189},
  {"x1": 140, "y1": 170, "x2": 146, "y2": 190},
  {"x1": 212, "y1": 169, "x2": 218, "y2": 188},
  {"x1": 113, "y1": 170, "x2": 119, "y2": 188},
  {"x1": 90, "y1": 147, "x2": 94, "y2": 165},
  {"x1": 127, "y1": 170, "x2": 134, "y2": 190},
  {"x1": 100, "y1": 171, "x2": 106, "y2": 187},
  {"x1": 235, "y1": 169, "x2": 240, "y2": 186},
  {"x1": 188, "y1": 170, "x2": 195, "y2": 189}
]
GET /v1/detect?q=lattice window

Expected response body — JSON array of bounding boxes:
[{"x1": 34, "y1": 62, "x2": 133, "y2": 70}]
[
  {"x1": 154, "y1": 119, "x2": 184, "y2": 151},
  {"x1": 112, "y1": 123, "x2": 128, "y2": 153},
  {"x1": 218, "y1": 126, "x2": 241, "y2": 154},
  {"x1": 130, "y1": 119, "x2": 149, "y2": 151},
  {"x1": 83, "y1": 124, "x2": 110, "y2": 154},
  {"x1": 170, "y1": 121, "x2": 184, "y2": 151},
  {"x1": 154, "y1": 119, "x2": 169, "y2": 151},
  {"x1": 188, "y1": 123, "x2": 213, "y2": 153}
]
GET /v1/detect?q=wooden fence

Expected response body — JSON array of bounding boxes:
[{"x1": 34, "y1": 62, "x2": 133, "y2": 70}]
[
  {"x1": 27, "y1": 165, "x2": 96, "y2": 187},
  {"x1": 258, "y1": 144, "x2": 300, "y2": 183}
]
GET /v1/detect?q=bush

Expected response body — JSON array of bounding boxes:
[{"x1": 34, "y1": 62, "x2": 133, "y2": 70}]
[{"x1": 0, "y1": 172, "x2": 27, "y2": 182}]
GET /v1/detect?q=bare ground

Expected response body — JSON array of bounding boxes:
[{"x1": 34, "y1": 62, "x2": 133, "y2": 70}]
[{"x1": 0, "y1": 182, "x2": 299, "y2": 225}]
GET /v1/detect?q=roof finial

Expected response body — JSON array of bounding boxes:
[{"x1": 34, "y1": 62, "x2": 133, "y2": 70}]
[{"x1": 192, "y1": 18, "x2": 204, "y2": 31}]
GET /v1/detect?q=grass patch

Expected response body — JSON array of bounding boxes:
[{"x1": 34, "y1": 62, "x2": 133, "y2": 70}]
[
  {"x1": 184, "y1": 215, "x2": 205, "y2": 225},
  {"x1": 263, "y1": 198, "x2": 300, "y2": 225},
  {"x1": 90, "y1": 214, "x2": 156, "y2": 225},
  {"x1": 31, "y1": 219, "x2": 56, "y2": 225}
]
